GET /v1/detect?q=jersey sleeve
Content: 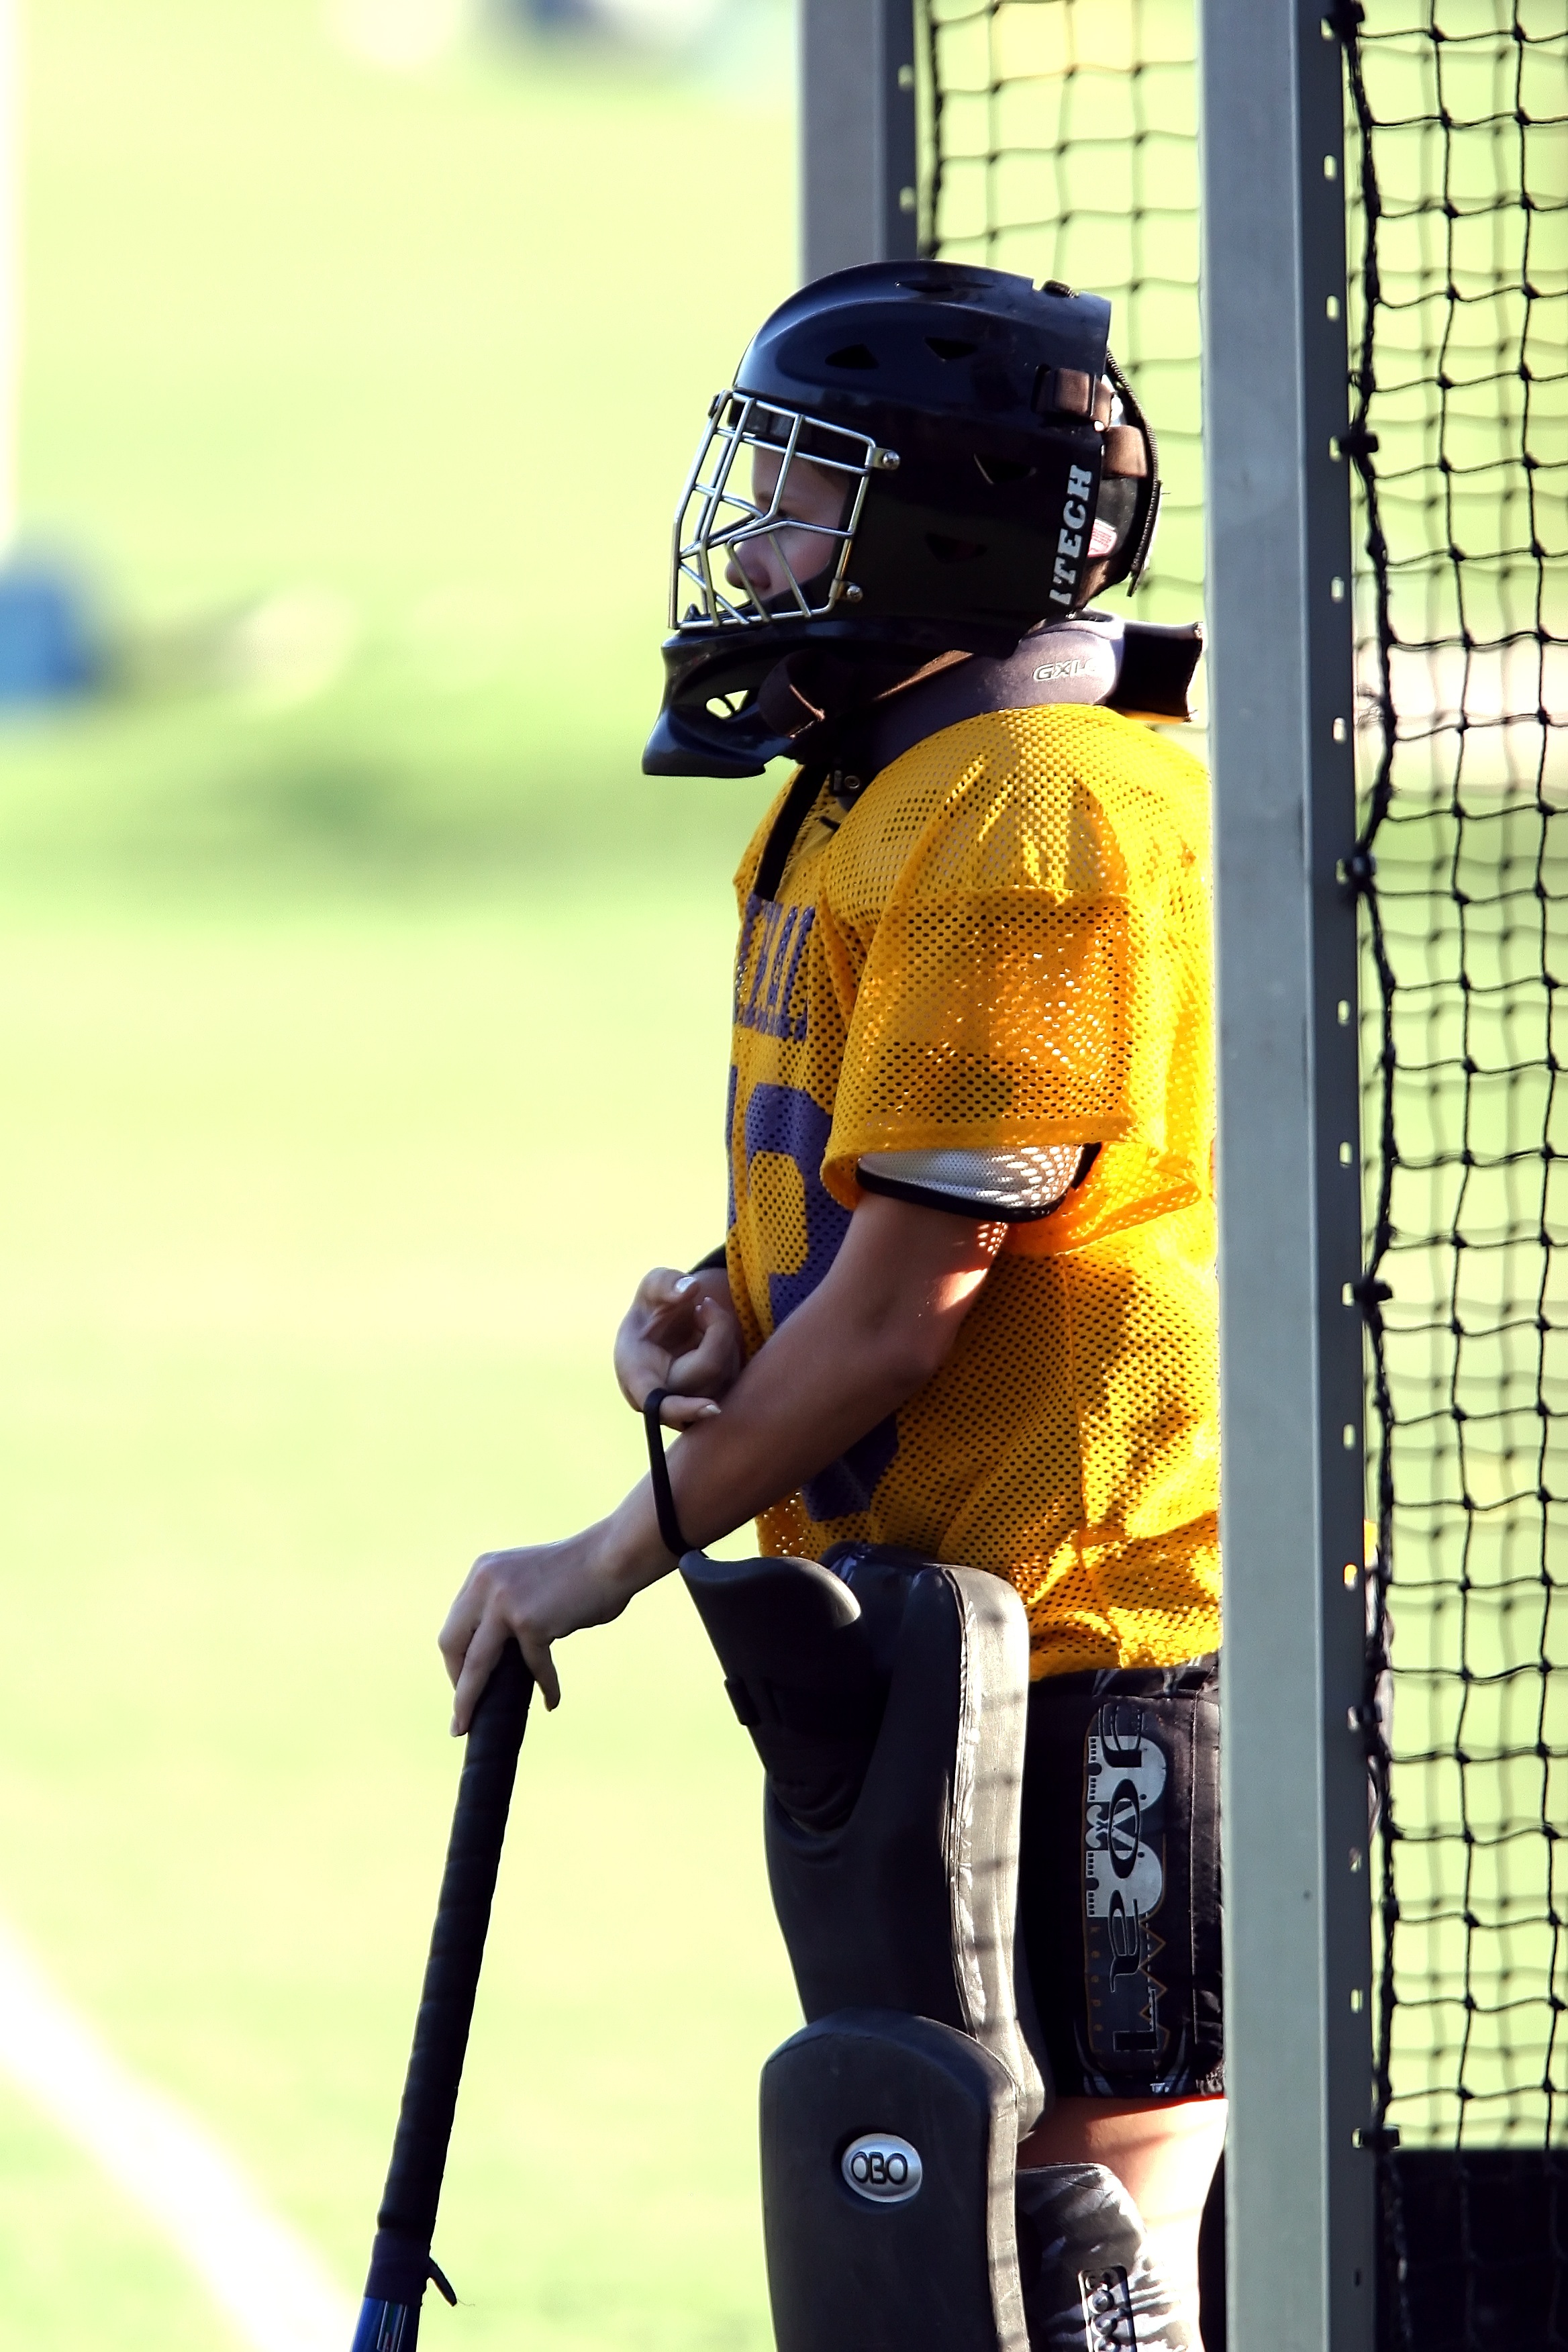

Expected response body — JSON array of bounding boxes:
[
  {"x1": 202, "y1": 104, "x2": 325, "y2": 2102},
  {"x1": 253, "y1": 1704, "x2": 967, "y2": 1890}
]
[{"x1": 819, "y1": 706, "x2": 1212, "y2": 1253}]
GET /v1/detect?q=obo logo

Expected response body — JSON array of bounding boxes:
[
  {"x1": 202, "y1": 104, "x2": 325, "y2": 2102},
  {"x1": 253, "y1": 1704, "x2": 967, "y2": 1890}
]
[{"x1": 840, "y1": 2133, "x2": 924, "y2": 2206}]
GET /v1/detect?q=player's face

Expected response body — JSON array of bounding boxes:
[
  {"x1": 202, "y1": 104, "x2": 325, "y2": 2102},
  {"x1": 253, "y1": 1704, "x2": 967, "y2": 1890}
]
[{"x1": 724, "y1": 448, "x2": 847, "y2": 605}]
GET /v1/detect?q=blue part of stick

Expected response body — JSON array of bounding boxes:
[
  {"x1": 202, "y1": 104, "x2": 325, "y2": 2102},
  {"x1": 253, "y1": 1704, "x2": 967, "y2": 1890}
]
[{"x1": 351, "y1": 2295, "x2": 420, "y2": 2352}]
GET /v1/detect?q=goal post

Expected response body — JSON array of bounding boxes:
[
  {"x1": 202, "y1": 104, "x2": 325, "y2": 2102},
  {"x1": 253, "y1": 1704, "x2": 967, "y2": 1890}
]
[
  {"x1": 797, "y1": 0, "x2": 919, "y2": 284},
  {"x1": 1198, "y1": 1, "x2": 1377, "y2": 2345},
  {"x1": 795, "y1": 3, "x2": 1381, "y2": 2345},
  {"x1": 797, "y1": 1, "x2": 1563, "y2": 2345}
]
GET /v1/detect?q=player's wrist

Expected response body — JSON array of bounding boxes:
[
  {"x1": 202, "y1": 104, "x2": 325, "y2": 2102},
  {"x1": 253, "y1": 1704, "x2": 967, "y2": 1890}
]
[{"x1": 588, "y1": 1485, "x2": 677, "y2": 1593}]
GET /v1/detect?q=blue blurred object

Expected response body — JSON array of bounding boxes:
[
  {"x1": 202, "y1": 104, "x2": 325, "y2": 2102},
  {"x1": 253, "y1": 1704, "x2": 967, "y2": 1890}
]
[
  {"x1": 501, "y1": 0, "x2": 595, "y2": 24},
  {"x1": 0, "y1": 556, "x2": 99, "y2": 703}
]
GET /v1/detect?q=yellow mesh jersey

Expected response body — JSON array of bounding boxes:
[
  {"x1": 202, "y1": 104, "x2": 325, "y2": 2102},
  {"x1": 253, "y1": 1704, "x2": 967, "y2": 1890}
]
[{"x1": 725, "y1": 703, "x2": 1218, "y2": 1679}]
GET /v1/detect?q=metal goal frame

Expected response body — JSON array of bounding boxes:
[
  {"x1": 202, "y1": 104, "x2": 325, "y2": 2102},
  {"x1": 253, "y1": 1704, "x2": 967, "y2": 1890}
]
[{"x1": 795, "y1": 2, "x2": 1380, "y2": 2345}]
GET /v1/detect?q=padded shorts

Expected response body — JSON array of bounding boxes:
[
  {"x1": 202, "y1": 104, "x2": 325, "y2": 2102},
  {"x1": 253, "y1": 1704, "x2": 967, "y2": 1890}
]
[{"x1": 1018, "y1": 1655, "x2": 1224, "y2": 2101}]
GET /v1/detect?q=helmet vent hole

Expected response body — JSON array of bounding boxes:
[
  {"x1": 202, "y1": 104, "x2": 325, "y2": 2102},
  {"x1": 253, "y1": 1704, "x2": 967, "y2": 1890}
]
[
  {"x1": 926, "y1": 533, "x2": 987, "y2": 565},
  {"x1": 926, "y1": 336, "x2": 978, "y2": 360},
  {"x1": 825, "y1": 342, "x2": 878, "y2": 370},
  {"x1": 974, "y1": 454, "x2": 1034, "y2": 487}
]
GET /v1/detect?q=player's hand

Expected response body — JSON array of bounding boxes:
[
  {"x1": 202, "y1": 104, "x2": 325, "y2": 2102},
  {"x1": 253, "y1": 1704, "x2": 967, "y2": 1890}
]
[
  {"x1": 614, "y1": 1265, "x2": 744, "y2": 1428},
  {"x1": 440, "y1": 1533, "x2": 632, "y2": 1728}
]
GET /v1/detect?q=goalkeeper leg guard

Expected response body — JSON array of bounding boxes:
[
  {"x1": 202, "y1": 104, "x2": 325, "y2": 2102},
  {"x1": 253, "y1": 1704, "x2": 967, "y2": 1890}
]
[
  {"x1": 681, "y1": 1542, "x2": 1043, "y2": 2115},
  {"x1": 682, "y1": 1542, "x2": 1046, "y2": 2352},
  {"x1": 1015, "y1": 2163, "x2": 1193, "y2": 2351},
  {"x1": 761, "y1": 2009, "x2": 1026, "y2": 2352}
]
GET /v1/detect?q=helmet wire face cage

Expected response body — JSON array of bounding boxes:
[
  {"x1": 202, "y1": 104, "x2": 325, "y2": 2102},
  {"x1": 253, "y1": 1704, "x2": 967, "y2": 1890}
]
[{"x1": 673, "y1": 394, "x2": 891, "y2": 632}]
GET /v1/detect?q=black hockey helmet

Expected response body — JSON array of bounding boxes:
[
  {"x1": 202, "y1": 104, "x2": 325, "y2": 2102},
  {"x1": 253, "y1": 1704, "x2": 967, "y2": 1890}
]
[{"x1": 644, "y1": 260, "x2": 1160, "y2": 777}]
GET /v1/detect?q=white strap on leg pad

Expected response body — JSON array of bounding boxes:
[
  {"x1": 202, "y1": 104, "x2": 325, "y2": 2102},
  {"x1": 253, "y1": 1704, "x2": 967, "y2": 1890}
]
[{"x1": 1015, "y1": 2163, "x2": 1192, "y2": 2351}]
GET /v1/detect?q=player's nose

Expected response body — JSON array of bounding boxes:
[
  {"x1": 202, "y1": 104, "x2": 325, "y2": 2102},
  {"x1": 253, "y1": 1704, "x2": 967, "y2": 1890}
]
[{"x1": 726, "y1": 538, "x2": 777, "y2": 597}]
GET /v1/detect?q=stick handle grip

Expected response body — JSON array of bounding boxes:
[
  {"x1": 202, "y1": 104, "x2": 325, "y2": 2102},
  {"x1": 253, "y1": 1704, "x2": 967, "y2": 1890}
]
[{"x1": 352, "y1": 1638, "x2": 534, "y2": 2346}]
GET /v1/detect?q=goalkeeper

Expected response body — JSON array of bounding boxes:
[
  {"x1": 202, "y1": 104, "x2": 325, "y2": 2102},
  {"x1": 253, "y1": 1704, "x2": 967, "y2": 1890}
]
[{"x1": 440, "y1": 262, "x2": 1224, "y2": 2343}]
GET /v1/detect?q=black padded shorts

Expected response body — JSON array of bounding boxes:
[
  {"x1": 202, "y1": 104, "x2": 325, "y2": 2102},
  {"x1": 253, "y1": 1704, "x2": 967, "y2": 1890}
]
[{"x1": 1018, "y1": 1654, "x2": 1224, "y2": 2101}]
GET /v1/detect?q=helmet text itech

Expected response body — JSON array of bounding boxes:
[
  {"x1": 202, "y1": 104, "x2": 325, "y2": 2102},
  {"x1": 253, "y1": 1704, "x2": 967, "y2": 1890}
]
[{"x1": 1050, "y1": 467, "x2": 1098, "y2": 609}]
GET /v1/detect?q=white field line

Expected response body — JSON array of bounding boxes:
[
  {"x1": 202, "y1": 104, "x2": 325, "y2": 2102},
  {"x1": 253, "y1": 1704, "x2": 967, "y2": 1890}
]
[{"x1": 0, "y1": 1915, "x2": 356, "y2": 2352}]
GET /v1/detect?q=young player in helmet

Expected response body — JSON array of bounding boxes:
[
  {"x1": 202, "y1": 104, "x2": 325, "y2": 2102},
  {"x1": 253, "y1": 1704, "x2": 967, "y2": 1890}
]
[{"x1": 440, "y1": 261, "x2": 1222, "y2": 2347}]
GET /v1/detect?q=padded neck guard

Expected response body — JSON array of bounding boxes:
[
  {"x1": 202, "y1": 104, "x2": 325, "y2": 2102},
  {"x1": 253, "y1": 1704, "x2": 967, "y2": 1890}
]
[
  {"x1": 822, "y1": 614, "x2": 1202, "y2": 795},
  {"x1": 745, "y1": 615, "x2": 1203, "y2": 905}
]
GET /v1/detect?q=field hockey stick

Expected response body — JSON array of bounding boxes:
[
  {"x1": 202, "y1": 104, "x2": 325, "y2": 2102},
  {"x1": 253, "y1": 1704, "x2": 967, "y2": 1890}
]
[{"x1": 352, "y1": 1636, "x2": 535, "y2": 2352}]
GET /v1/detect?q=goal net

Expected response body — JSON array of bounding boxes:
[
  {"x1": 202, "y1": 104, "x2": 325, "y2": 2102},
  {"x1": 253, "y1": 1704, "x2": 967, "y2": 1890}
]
[
  {"x1": 918, "y1": 0, "x2": 1202, "y2": 628},
  {"x1": 1346, "y1": 2, "x2": 1567, "y2": 2343},
  {"x1": 916, "y1": 2, "x2": 1567, "y2": 2342}
]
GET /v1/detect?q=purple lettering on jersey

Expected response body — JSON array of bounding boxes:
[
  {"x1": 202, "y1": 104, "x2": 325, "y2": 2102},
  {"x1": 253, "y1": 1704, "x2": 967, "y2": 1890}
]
[
  {"x1": 734, "y1": 896, "x2": 764, "y2": 1014},
  {"x1": 734, "y1": 897, "x2": 773, "y2": 1027},
  {"x1": 742, "y1": 1079, "x2": 899, "y2": 1520},
  {"x1": 734, "y1": 894, "x2": 814, "y2": 1042},
  {"x1": 724, "y1": 1061, "x2": 738, "y2": 1233},
  {"x1": 742, "y1": 1083, "x2": 847, "y2": 1326},
  {"x1": 801, "y1": 1421, "x2": 899, "y2": 1523}
]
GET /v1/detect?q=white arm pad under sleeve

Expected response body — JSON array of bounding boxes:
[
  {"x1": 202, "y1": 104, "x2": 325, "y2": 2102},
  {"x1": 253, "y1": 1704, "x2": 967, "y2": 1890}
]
[{"x1": 856, "y1": 1144, "x2": 1086, "y2": 1220}]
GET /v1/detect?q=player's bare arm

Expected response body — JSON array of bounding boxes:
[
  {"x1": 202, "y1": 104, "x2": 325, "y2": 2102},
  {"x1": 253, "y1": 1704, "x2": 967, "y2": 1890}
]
[{"x1": 440, "y1": 1191, "x2": 1001, "y2": 1728}]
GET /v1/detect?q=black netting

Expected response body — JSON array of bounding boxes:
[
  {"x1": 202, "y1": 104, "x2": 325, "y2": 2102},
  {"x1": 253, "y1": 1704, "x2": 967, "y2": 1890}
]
[
  {"x1": 1345, "y1": 0, "x2": 1568, "y2": 2343},
  {"x1": 918, "y1": 0, "x2": 1202, "y2": 626},
  {"x1": 920, "y1": 0, "x2": 1568, "y2": 2341}
]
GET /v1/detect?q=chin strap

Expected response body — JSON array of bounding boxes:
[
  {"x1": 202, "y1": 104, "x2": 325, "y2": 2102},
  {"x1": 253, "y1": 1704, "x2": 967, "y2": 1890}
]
[
  {"x1": 758, "y1": 646, "x2": 973, "y2": 775},
  {"x1": 642, "y1": 1389, "x2": 695, "y2": 1561}
]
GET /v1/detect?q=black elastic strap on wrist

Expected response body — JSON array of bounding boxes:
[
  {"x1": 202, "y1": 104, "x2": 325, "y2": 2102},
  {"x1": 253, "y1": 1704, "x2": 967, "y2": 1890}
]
[{"x1": 643, "y1": 1389, "x2": 695, "y2": 1561}]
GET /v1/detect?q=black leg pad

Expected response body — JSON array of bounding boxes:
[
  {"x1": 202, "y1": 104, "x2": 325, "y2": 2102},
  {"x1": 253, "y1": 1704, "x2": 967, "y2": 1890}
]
[
  {"x1": 680, "y1": 1553, "x2": 889, "y2": 1832},
  {"x1": 764, "y1": 1563, "x2": 1042, "y2": 2128},
  {"x1": 761, "y1": 2009, "x2": 1028, "y2": 2352},
  {"x1": 683, "y1": 1546, "x2": 1044, "y2": 2128}
]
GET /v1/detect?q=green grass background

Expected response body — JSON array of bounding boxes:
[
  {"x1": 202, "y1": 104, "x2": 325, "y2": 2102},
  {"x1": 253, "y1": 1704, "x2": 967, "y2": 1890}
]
[
  {"x1": 11, "y1": 0, "x2": 1552, "y2": 2325},
  {"x1": 0, "y1": 3, "x2": 803, "y2": 2344}
]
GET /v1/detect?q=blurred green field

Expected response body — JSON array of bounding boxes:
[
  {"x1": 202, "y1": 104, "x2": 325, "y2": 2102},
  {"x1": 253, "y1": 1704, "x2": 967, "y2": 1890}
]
[
  {"x1": 5, "y1": 0, "x2": 793, "y2": 887},
  {"x1": 11, "y1": 0, "x2": 1555, "y2": 2331},
  {"x1": 0, "y1": 3, "x2": 799, "y2": 2345},
  {"x1": 0, "y1": 895, "x2": 799, "y2": 2350}
]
